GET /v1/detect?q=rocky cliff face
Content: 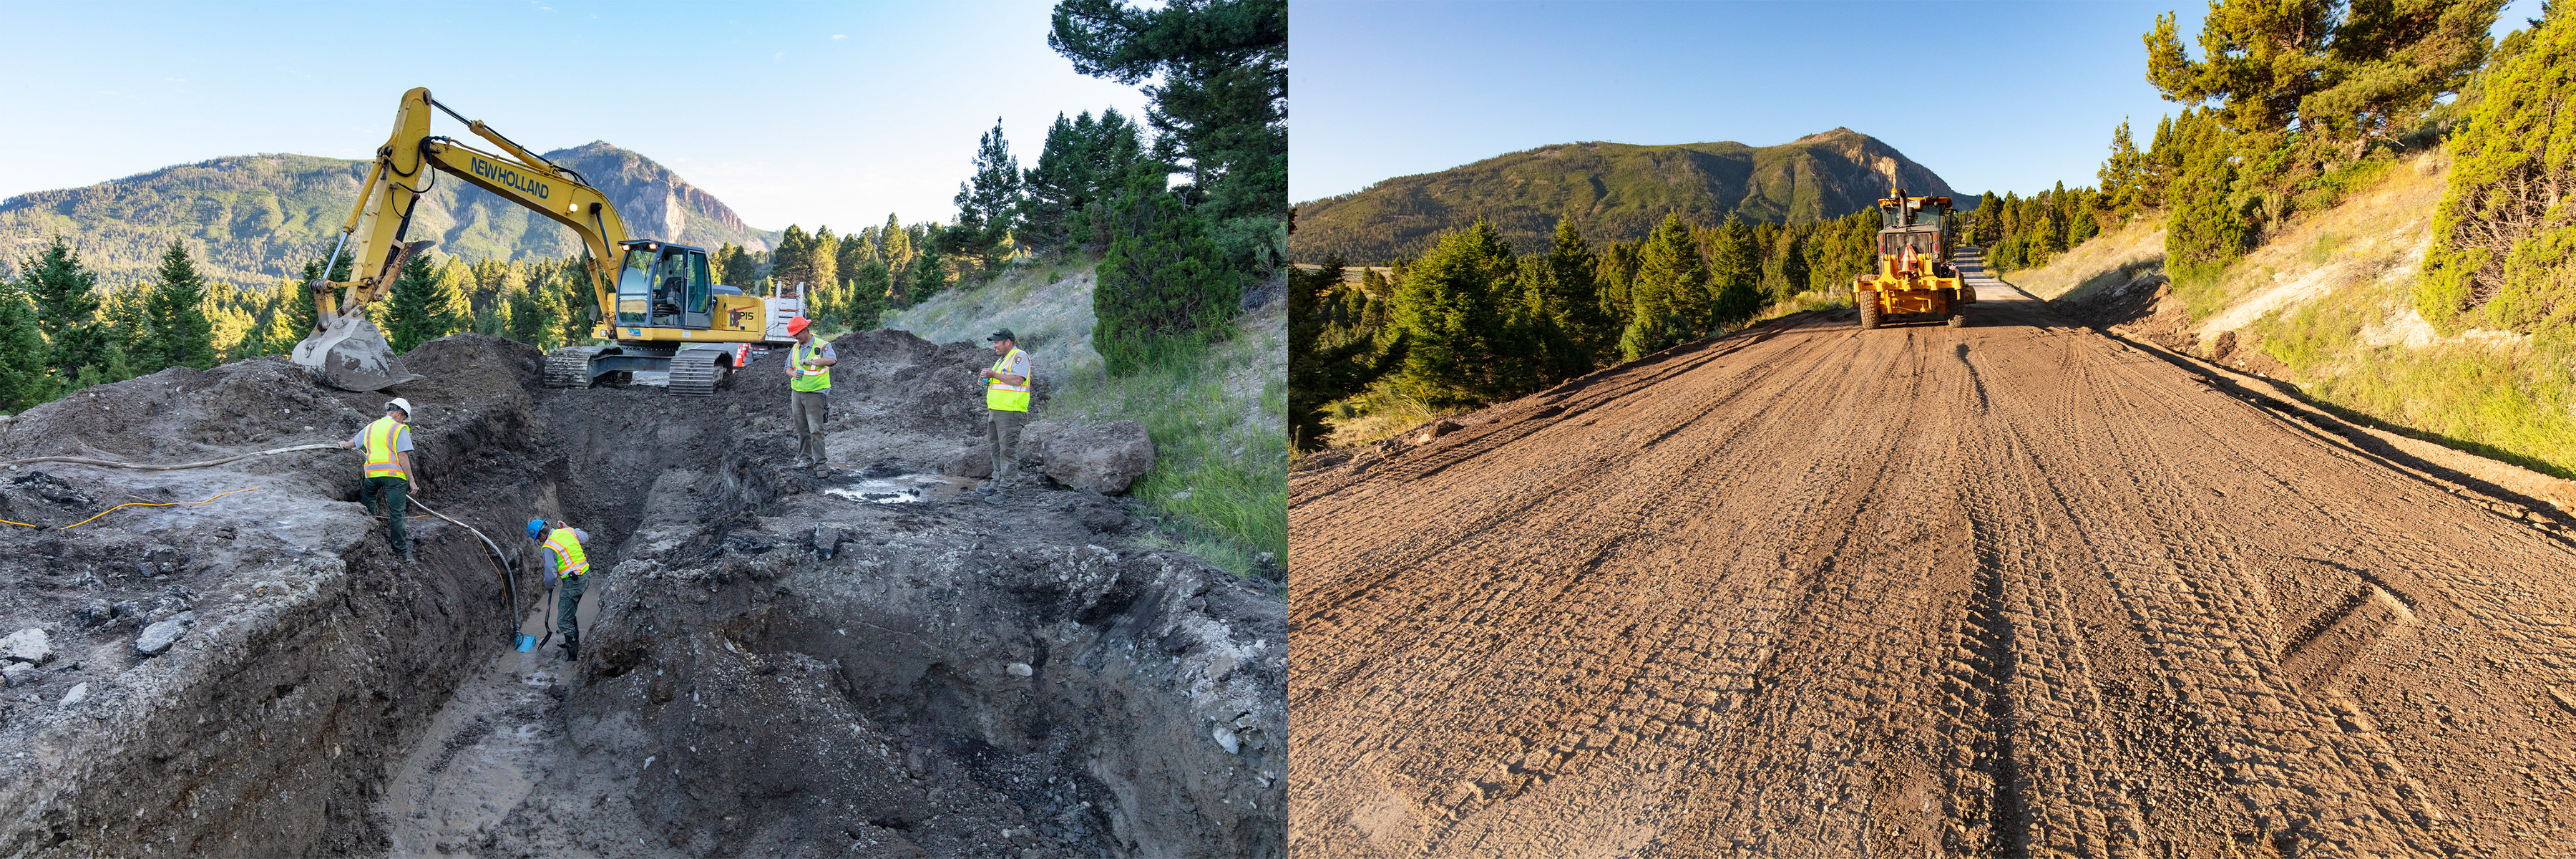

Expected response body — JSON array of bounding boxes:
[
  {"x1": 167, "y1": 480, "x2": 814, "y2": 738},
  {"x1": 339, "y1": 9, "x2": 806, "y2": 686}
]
[{"x1": 1289, "y1": 128, "x2": 1959, "y2": 263}]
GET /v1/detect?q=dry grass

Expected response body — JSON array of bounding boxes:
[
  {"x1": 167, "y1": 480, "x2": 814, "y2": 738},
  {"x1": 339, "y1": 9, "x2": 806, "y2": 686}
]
[{"x1": 2004, "y1": 215, "x2": 2166, "y2": 301}]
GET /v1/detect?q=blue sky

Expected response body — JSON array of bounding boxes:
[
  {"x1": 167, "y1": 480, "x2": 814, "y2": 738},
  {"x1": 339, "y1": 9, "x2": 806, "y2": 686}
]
[
  {"x1": 0, "y1": 1, "x2": 1150, "y2": 232},
  {"x1": 1289, "y1": 0, "x2": 2545, "y2": 204}
]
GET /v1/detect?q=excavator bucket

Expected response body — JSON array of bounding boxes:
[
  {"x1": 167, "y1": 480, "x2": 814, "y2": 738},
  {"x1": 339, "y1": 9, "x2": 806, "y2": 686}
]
[{"x1": 293, "y1": 314, "x2": 419, "y2": 392}]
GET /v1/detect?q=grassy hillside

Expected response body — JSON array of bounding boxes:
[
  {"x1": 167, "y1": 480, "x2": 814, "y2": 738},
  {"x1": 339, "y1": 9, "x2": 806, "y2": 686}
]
[
  {"x1": 879, "y1": 260, "x2": 1287, "y2": 578},
  {"x1": 1291, "y1": 127, "x2": 1958, "y2": 264},
  {"x1": 2025, "y1": 148, "x2": 2576, "y2": 480},
  {"x1": 0, "y1": 143, "x2": 780, "y2": 290}
]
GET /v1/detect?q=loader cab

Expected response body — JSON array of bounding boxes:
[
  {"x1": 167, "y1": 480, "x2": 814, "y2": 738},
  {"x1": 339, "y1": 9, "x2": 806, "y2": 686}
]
[{"x1": 614, "y1": 241, "x2": 714, "y2": 329}]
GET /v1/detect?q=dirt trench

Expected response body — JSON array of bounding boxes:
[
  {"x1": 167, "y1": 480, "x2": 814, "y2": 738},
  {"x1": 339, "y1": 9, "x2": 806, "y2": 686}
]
[
  {"x1": 0, "y1": 331, "x2": 1282, "y2": 858},
  {"x1": 1289, "y1": 260, "x2": 2576, "y2": 857}
]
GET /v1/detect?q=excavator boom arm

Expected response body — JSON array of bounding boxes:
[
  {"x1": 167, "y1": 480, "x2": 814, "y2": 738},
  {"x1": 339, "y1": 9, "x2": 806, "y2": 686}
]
[{"x1": 314, "y1": 87, "x2": 625, "y2": 329}]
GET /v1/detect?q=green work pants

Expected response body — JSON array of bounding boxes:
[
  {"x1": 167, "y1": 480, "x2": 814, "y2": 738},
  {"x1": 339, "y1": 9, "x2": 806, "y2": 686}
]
[
  {"x1": 361, "y1": 475, "x2": 409, "y2": 558},
  {"x1": 987, "y1": 407, "x2": 1030, "y2": 478},
  {"x1": 555, "y1": 573, "x2": 587, "y2": 644},
  {"x1": 793, "y1": 391, "x2": 829, "y2": 467}
]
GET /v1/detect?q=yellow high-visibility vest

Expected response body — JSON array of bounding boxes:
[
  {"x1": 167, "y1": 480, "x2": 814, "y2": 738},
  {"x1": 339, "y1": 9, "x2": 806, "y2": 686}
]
[
  {"x1": 544, "y1": 528, "x2": 588, "y2": 578},
  {"x1": 790, "y1": 341, "x2": 831, "y2": 392},
  {"x1": 363, "y1": 417, "x2": 408, "y2": 480},
  {"x1": 985, "y1": 348, "x2": 1030, "y2": 412}
]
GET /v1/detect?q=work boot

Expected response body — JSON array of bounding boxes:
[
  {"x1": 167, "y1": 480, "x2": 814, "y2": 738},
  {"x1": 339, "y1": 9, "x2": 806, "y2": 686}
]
[{"x1": 562, "y1": 635, "x2": 580, "y2": 662}]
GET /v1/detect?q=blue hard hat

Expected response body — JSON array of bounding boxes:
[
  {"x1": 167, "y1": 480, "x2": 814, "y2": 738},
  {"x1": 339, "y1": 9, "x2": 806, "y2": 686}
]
[{"x1": 527, "y1": 519, "x2": 547, "y2": 540}]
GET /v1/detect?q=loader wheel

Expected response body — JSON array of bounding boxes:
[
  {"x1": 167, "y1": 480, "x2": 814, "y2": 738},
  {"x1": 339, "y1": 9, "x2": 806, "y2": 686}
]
[{"x1": 1858, "y1": 293, "x2": 1881, "y2": 330}]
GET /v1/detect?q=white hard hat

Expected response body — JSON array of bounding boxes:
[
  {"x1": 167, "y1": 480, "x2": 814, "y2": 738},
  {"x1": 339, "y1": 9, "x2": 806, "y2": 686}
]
[{"x1": 384, "y1": 397, "x2": 413, "y2": 415}]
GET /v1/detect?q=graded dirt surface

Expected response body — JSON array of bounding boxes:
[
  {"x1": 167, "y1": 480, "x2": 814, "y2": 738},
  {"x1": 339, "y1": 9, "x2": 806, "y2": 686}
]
[
  {"x1": 1288, "y1": 257, "x2": 2576, "y2": 858},
  {"x1": 0, "y1": 330, "x2": 1281, "y2": 858}
]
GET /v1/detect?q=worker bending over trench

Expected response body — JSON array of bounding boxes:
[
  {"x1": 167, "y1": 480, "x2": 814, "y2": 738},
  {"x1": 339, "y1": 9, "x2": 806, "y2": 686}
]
[{"x1": 531, "y1": 519, "x2": 590, "y2": 661}]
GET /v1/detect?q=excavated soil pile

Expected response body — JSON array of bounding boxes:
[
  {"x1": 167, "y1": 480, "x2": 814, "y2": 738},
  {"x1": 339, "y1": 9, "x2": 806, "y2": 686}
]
[
  {"x1": 1290, "y1": 264, "x2": 2576, "y2": 858},
  {"x1": 0, "y1": 329, "x2": 1282, "y2": 858}
]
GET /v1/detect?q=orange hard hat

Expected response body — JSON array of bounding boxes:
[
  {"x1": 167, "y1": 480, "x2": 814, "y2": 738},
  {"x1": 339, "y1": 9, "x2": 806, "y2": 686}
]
[{"x1": 787, "y1": 316, "x2": 811, "y2": 334}]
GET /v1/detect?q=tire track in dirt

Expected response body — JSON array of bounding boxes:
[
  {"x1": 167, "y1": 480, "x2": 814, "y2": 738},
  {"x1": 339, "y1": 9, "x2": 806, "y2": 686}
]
[{"x1": 1289, "y1": 260, "x2": 2576, "y2": 858}]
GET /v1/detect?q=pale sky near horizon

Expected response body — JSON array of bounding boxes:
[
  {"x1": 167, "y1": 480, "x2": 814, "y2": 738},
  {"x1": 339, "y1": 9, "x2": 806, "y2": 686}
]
[
  {"x1": 1290, "y1": 0, "x2": 2546, "y2": 205},
  {"x1": 0, "y1": 0, "x2": 1151, "y2": 233}
]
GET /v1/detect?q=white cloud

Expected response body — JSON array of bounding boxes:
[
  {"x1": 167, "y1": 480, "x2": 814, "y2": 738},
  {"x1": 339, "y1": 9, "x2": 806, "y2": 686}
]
[
  {"x1": 831, "y1": 34, "x2": 846, "y2": 40},
  {"x1": 164, "y1": 77, "x2": 185, "y2": 82}
]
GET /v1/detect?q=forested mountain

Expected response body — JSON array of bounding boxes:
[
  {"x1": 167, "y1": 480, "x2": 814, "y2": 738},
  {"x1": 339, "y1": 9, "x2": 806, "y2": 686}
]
[
  {"x1": 1291, "y1": 128, "x2": 1958, "y2": 263},
  {"x1": 0, "y1": 142, "x2": 779, "y2": 288}
]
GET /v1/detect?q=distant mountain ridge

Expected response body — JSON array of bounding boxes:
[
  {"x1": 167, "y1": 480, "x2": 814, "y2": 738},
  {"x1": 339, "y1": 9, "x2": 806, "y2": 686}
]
[
  {"x1": 1291, "y1": 128, "x2": 1961, "y2": 264},
  {"x1": 0, "y1": 142, "x2": 781, "y2": 288}
]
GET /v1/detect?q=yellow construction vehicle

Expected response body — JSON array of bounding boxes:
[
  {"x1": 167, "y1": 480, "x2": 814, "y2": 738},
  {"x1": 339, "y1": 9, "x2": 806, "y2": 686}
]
[
  {"x1": 293, "y1": 87, "x2": 803, "y2": 394},
  {"x1": 1852, "y1": 188, "x2": 1971, "y2": 330}
]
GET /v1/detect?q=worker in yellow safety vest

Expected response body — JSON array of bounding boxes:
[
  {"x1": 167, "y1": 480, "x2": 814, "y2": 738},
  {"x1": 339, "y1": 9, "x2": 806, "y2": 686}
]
[
  {"x1": 977, "y1": 329, "x2": 1032, "y2": 503},
  {"x1": 529, "y1": 519, "x2": 590, "y2": 661},
  {"x1": 785, "y1": 316, "x2": 836, "y2": 475},
  {"x1": 337, "y1": 397, "x2": 421, "y2": 560}
]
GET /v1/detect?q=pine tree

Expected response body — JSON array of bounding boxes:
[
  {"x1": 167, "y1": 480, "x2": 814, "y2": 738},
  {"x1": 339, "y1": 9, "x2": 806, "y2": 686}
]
[
  {"x1": 1023, "y1": 112, "x2": 1091, "y2": 253},
  {"x1": 2165, "y1": 125, "x2": 2247, "y2": 278},
  {"x1": 1707, "y1": 216, "x2": 1764, "y2": 329},
  {"x1": 1385, "y1": 220, "x2": 1515, "y2": 404},
  {"x1": 507, "y1": 268, "x2": 565, "y2": 350},
  {"x1": 145, "y1": 241, "x2": 218, "y2": 370},
  {"x1": 1629, "y1": 214, "x2": 1707, "y2": 346},
  {"x1": 104, "y1": 289, "x2": 156, "y2": 374},
  {"x1": 955, "y1": 119, "x2": 1027, "y2": 273},
  {"x1": 773, "y1": 225, "x2": 813, "y2": 296},
  {"x1": 851, "y1": 261, "x2": 892, "y2": 331},
  {"x1": 0, "y1": 277, "x2": 57, "y2": 412},
  {"x1": 1536, "y1": 218, "x2": 1614, "y2": 368},
  {"x1": 1760, "y1": 228, "x2": 1808, "y2": 303},
  {"x1": 1050, "y1": 0, "x2": 1285, "y2": 220},
  {"x1": 910, "y1": 246, "x2": 951, "y2": 305},
  {"x1": 20, "y1": 236, "x2": 119, "y2": 384},
  {"x1": 383, "y1": 251, "x2": 462, "y2": 353},
  {"x1": 1092, "y1": 177, "x2": 1239, "y2": 377},
  {"x1": 877, "y1": 214, "x2": 914, "y2": 288},
  {"x1": 2420, "y1": 14, "x2": 2576, "y2": 333}
]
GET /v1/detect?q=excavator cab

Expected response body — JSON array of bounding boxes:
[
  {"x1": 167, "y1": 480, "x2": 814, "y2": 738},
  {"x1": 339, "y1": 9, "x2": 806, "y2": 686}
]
[{"x1": 614, "y1": 241, "x2": 714, "y2": 330}]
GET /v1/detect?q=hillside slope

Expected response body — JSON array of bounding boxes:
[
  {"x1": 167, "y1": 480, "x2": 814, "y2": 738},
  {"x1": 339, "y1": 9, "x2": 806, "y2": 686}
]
[
  {"x1": 0, "y1": 142, "x2": 779, "y2": 288},
  {"x1": 2026, "y1": 148, "x2": 2576, "y2": 492},
  {"x1": 1290, "y1": 128, "x2": 1956, "y2": 263},
  {"x1": 879, "y1": 261, "x2": 1287, "y2": 576}
]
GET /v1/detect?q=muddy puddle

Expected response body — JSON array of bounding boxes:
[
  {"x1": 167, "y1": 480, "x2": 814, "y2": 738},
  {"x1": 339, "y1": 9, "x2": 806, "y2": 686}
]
[{"x1": 819, "y1": 472, "x2": 976, "y2": 505}]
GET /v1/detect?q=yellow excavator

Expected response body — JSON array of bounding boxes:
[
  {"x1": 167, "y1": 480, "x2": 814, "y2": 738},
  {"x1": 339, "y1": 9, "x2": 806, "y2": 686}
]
[
  {"x1": 293, "y1": 87, "x2": 803, "y2": 394},
  {"x1": 1853, "y1": 188, "x2": 1971, "y2": 329}
]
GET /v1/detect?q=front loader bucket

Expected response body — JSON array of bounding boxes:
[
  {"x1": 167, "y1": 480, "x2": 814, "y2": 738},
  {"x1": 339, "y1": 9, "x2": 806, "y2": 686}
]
[{"x1": 292, "y1": 315, "x2": 419, "y2": 392}]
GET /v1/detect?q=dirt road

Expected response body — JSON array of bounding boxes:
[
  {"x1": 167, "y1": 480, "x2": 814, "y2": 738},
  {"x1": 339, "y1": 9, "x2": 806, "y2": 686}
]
[{"x1": 1289, "y1": 258, "x2": 2576, "y2": 857}]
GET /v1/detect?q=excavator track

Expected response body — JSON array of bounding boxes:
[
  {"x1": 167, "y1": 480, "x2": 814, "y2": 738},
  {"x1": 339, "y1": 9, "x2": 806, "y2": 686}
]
[
  {"x1": 668, "y1": 349, "x2": 727, "y2": 396},
  {"x1": 545, "y1": 346, "x2": 606, "y2": 389}
]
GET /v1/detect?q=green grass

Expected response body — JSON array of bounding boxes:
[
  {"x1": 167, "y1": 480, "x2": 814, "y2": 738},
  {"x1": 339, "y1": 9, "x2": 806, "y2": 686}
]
[
  {"x1": 2248, "y1": 275, "x2": 2576, "y2": 479},
  {"x1": 881, "y1": 256, "x2": 1287, "y2": 578}
]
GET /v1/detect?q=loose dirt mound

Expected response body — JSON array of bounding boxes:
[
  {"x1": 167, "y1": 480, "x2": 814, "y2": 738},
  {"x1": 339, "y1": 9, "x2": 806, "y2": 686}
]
[
  {"x1": 0, "y1": 329, "x2": 1281, "y2": 857},
  {"x1": 1289, "y1": 266, "x2": 2576, "y2": 857}
]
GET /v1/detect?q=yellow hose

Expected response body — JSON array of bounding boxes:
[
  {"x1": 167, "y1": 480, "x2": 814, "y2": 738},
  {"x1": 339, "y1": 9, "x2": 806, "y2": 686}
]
[{"x1": 53, "y1": 487, "x2": 261, "y2": 530}]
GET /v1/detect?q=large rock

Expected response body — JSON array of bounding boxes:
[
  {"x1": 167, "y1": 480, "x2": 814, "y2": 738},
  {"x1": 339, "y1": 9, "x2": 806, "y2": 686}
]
[
  {"x1": 1021, "y1": 420, "x2": 1155, "y2": 494},
  {"x1": 135, "y1": 613, "x2": 192, "y2": 656},
  {"x1": 1, "y1": 628, "x2": 49, "y2": 664}
]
